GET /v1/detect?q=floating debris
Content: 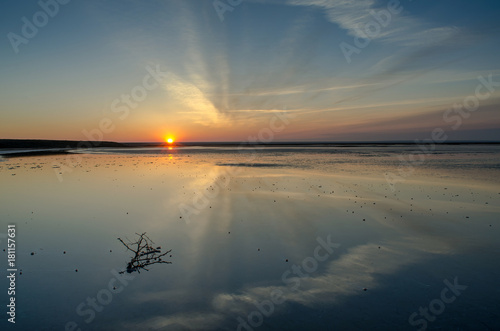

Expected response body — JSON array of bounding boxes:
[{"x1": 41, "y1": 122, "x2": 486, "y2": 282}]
[{"x1": 118, "y1": 232, "x2": 172, "y2": 274}]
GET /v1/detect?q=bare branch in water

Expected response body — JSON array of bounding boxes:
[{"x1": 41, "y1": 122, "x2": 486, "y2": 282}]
[{"x1": 117, "y1": 232, "x2": 172, "y2": 274}]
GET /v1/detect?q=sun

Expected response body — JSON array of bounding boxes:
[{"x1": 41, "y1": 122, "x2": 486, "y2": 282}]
[{"x1": 166, "y1": 137, "x2": 174, "y2": 144}]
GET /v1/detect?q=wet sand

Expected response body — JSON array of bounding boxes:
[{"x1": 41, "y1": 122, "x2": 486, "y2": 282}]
[{"x1": 0, "y1": 146, "x2": 499, "y2": 330}]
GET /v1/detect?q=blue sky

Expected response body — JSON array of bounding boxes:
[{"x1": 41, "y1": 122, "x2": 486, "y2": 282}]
[{"x1": 1, "y1": 0, "x2": 499, "y2": 142}]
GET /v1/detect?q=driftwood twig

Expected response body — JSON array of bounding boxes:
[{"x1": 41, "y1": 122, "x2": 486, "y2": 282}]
[{"x1": 117, "y1": 232, "x2": 172, "y2": 274}]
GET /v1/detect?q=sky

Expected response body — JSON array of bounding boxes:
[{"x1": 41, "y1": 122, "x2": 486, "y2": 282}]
[{"x1": 1, "y1": 0, "x2": 499, "y2": 142}]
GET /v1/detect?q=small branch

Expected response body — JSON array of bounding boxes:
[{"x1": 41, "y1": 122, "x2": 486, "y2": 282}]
[{"x1": 117, "y1": 233, "x2": 172, "y2": 274}]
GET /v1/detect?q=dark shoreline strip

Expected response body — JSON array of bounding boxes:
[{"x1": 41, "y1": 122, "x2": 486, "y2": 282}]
[{"x1": 0, "y1": 150, "x2": 72, "y2": 158}]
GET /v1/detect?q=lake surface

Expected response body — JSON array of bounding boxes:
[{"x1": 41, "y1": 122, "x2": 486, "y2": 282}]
[{"x1": 1, "y1": 145, "x2": 499, "y2": 330}]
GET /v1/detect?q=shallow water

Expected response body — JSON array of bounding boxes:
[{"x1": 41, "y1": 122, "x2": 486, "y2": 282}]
[{"x1": 1, "y1": 145, "x2": 499, "y2": 330}]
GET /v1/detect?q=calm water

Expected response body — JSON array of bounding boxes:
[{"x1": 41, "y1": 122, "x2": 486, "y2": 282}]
[{"x1": 1, "y1": 145, "x2": 499, "y2": 330}]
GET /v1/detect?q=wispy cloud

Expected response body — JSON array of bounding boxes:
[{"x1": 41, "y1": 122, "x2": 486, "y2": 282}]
[
  {"x1": 286, "y1": 0, "x2": 459, "y2": 46},
  {"x1": 164, "y1": 72, "x2": 224, "y2": 126}
]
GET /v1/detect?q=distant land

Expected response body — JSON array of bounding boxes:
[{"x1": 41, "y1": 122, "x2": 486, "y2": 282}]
[
  {"x1": 1, "y1": 139, "x2": 500, "y2": 150},
  {"x1": 0, "y1": 139, "x2": 127, "y2": 149}
]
